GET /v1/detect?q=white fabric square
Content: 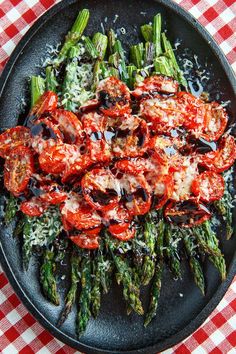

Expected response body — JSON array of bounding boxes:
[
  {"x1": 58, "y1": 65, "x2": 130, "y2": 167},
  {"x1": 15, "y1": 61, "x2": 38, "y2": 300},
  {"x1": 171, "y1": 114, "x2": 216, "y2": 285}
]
[
  {"x1": 189, "y1": 6, "x2": 202, "y2": 19},
  {"x1": 6, "y1": 8, "x2": 21, "y2": 22},
  {"x1": 219, "y1": 8, "x2": 234, "y2": 23},
  {"x1": 6, "y1": 309, "x2": 21, "y2": 325},
  {"x1": 209, "y1": 329, "x2": 225, "y2": 346},
  {"x1": 21, "y1": 328, "x2": 37, "y2": 344}
]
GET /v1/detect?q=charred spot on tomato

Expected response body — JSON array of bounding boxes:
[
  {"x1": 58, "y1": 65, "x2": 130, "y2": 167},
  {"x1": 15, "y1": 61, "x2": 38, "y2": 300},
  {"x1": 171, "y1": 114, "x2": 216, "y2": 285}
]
[
  {"x1": 90, "y1": 188, "x2": 118, "y2": 206},
  {"x1": 134, "y1": 187, "x2": 149, "y2": 202},
  {"x1": 90, "y1": 131, "x2": 103, "y2": 141},
  {"x1": 120, "y1": 188, "x2": 134, "y2": 203},
  {"x1": 30, "y1": 122, "x2": 57, "y2": 140},
  {"x1": 134, "y1": 126, "x2": 146, "y2": 147},
  {"x1": 98, "y1": 90, "x2": 128, "y2": 109},
  {"x1": 115, "y1": 128, "x2": 131, "y2": 139}
]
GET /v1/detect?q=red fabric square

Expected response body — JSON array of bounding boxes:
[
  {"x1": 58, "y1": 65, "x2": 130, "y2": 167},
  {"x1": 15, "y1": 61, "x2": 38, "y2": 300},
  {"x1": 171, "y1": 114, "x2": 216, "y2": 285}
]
[
  {"x1": 9, "y1": 0, "x2": 22, "y2": 5},
  {"x1": 23, "y1": 313, "x2": 36, "y2": 327},
  {"x1": 227, "y1": 332, "x2": 236, "y2": 346},
  {"x1": 19, "y1": 346, "x2": 35, "y2": 354},
  {"x1": 211, "y1": 313, "x2": 227, "y2": 328},
  {"x1": 193, "y1": 328, "x2": 209, "y2": 344},
  {"x1": 0, "y1": 9, "x2": 5, "y2": 18},
  {"x1": 38, "y1": 330, "x2": 53, "y2": 345},
  {"x1": 203, "y1": 8, "x2": 218, "y2": 22},
  {"x1": 0, "y1": 273, "x2": 8, "y2": 288},
  {"x1": 5, "y1": 24, "x2": 19, "y2": 38},
  {"x1": 8, "y1": 294, "x2": 21, "y2": 307},
  {"x1": 22, "y1": 9, "x2": 37, "y2": 23},
  {"x1": 218, "y1": 24, "x2": 233, "y2": 39},
  {"x1": 40, "y1": 0, "x2": 54, "y2": 7},
  {"x1": 55, "y1": 349, "x2": 69, "y2": 354},
  {"x1": 223, "y1": 0, "x2": 235, "y2": 5},
  {"x1": 0, "y1": 309, "x2": 5, "y2": 320},
  {"x1": 175, "y1": 344, "x2": 191, "y2": 354},
  {"x1": 210, "y1": 348, "x2": 223, "y2": 354},
  {"x1": 5, "y1": 326, "x2": 20, "y2": 342},
  {"x1": 229, "y1": 299, "x2": 236, "y2": 311}
]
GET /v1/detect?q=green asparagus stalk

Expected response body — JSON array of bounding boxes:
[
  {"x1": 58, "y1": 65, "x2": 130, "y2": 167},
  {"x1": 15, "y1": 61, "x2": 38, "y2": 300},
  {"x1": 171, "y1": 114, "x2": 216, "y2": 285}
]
[
  {"x1": 92, "y1": 32, "x2": 108, "y2": 60},
  {"x1": 13, "y1": 218, "x2": 25, "y2": 238},
  {"x1": 192, "y1": 226, "x2": 221, "y2": 257},
  {"x1": 113, "y1": 39, "x2": 129, "y2": 83},
  {"x1": 91, "y1": 256, "x2": 102, "y2": 318},
  {"x1": 98, "y1": 239, "x2": 113, "y2": 294},
  {"x1": 45, "y1": 66, "x2": 58, "y2": 92},
  {"x1": 77, "y1": 255, "x2": 92, "y2": 336},
  {"x1": 164, "y1": 223, "x2": 181, "y2": 279},
  {"x1": 4, "y1": 194, "x2": 18, "y2": 225},
  {"x1": 108, "y1": 52, "x2": 120, "y2": 68},
  {"x1": 182, "y1": 230, "x2": 205, "y2": 295},
  {"x1": 22, "y1": 216, "x2": 32, "y2": 270},
  {"x1": 161, "y1": 32, "x2": 188, "y2": 88},
  {"x1": 40, "y1": 249, "x2": 60, "y2": 305},
  {"x1": 145, "y1": 213, "x2": 165, "y2": 326},
  {"x1": 154, "y1": 56, "x2": 174, "y2": 77},
  {"x1": 108, "y1": 29, "x2": 116, "y2": 55},
  {"x1": 30, "y1": 76, "x2": 45, "y2": 107},
  {"x1": 83, "y1": 36, "x2": 99, "y2": 59},
  {"x1": 62, "y1": 59, "x2": 78, "y2": 111},
  {"x1": 58, "y1": 252, "x2": 81, "y2": 326},
  {"x1": 153, "y1": 14, "x2": 162, "y2": 57},
  {"x1": 141, "y1": 213, "x2": 157, "y2": 286},
  {"x1": 58, "y1": 9, "x2": 90, "y2": 62},
  {"x1": 144, "y1": 42, "x2": 155, "y2": 67},
  {"x1": 214, "y1": 189, "x2": 233, "y2": 240},
  {"x1": 93, "y1": 60, "x2": 102, "y2": 89},
  {"x1": 109, "y1": 67, "x2": 119, "y2": 78},
  {"x1": 127, "y1": 65, "x2": 137, "y2": 89},
  {"x1": 106, "y1": 234, "x2": 143, "y2": 315},
  {"x1": 130, "y1": 43, "x2": 144, "y2": 69},
  {"x1": 141, "y1": 24, "x2": 153, "y2": 42},
  {"x1": 202, "y1": 221, "x2": 226, "y2": 280}
]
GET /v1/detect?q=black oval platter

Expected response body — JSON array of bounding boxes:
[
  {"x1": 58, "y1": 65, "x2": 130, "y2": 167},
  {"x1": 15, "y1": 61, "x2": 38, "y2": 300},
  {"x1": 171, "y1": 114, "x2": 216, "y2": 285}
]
[{"x1": 0, "y1": 0, "x2": 235, "y2": 353}]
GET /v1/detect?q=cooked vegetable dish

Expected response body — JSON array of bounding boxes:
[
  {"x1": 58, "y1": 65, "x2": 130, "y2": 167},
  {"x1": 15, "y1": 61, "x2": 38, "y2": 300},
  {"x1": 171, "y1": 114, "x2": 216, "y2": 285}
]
[{"x1": 1, "y1": 9, "x2": 235, "y2": 334}]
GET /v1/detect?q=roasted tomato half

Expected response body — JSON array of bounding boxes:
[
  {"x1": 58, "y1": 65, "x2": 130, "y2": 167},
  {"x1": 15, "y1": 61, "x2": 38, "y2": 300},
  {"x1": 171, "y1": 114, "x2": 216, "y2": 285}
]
[
  {"x1": 82, "y1": 112, "x2": 112, "y2": 163},
  {"x1": 61, "y1": 193, "x2": 102, "y2": 230},
  {"x1": 70, "y1": 234, "x2": 99, "y2": 249},
  {"x1": 82, "y1": 168, "x2": 120, "y2": 211},
  {"x1": 132, "y1": 75, "x2": 179, "y2": 98},
  {"x1": 164, "y1": 199, "x2": 211, "y2": 227},
  {"x1": 198, "y1": 135, "x2": 236, "y2": 173},
  {"x1": 30, "y1": 91, "x2": 58, "y2": 116},
  {"x1": 200, "y1": 102, "x2": 228, "y2": 142},
  {"x1": 4, "y1": 146, "x2": 34, "y2": 196},
  {"x1": 146, "y1": 173, "x2": 174, "y2": 209},
  {"x1": 52, "y1": 109, "x2": 84, "y2": 144},
  {"x1": 30, "y1": 118, "x2": 63, "y2": 154},
  {"x1": 110, "y1": 226, "x2": 136, "y2": 241},
  {"x1": 0, "y1": 126, "x2": 31, "y2": 158},
  {"x1": 96, "y1": 77, "x2": 131, "y2": 117},
  {"x1": 39, "y1": 143, "x2": 82, "y2": 175},
  {"x1": 119, "y1": 173, "x2": 151, "y2": 216},
  {"x1": 191, "y1": 171, "x2": 224, "y2": 202},
  {"x1": 103, "y1": 205, "x2": 132, "y2": 234},
  {"x1": 39, "y1": 184, "x2": 67, "y2": 205},
  {"x1": 140, "y1": 96, "x2": 185, "y2": 133},
  {"x1": 20, "y1": 197, "x2": 47, "y2": 217},
  {"x1": 109, "y1": 115, "x2": 149, "y2": 158}
]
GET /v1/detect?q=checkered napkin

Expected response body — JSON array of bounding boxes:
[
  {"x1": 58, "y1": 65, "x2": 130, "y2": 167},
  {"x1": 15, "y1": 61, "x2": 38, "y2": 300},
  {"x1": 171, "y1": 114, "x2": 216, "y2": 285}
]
[{"x1": 0, "y1": 0, "x2": 235, "y2": 353}]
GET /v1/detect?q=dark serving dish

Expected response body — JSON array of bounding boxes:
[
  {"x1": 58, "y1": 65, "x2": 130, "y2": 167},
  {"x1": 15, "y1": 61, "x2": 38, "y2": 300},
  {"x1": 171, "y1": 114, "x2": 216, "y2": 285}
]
[{"x1": 0, "y1": 0, "x2": 235, "y2": 353}]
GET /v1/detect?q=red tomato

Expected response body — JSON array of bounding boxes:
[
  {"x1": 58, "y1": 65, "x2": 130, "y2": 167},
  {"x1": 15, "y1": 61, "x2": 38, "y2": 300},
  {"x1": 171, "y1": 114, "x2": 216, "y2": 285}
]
[
  {"x1": 115, "y1": 158, "x2": 149, "y2": 175},
  {"x1": 31, "y1": 118, "x2": 63, "y2": 154},
  {"x1": 200, "y1": 102, "x2": 228, "y2": 141},
  {"x1": 147, "y1": 174, "x2": 174, "y2": 209},
  {"x1": 119, "y1": 173, "x2": 151, "y2": 216},
  {"x1": 52, "y1": 109, "x2": 84, "y2": 144},
  {"x1": 30, "y1": 91, "x2": 58, "y2": 116},
  {"x1": 61, "y1": 193, "x2": 102, "y2": 230},
  {"x1": 191, "y1": 171, "x2": 224, "y2": 202},
  {"x1": 82, "y1": 168, "x2": 120, "y2": 211},
  {"x1": 79, "y1": 99, "x2": 100, "y2": 113},
  {"x1": 20, "y1": 197, "x2": 47, "y2": 217},
  {"x1": 69, "y1": 234, "x2": 99, "y2": 249},
  {"x1": 109, "y1": 115, "x2": 150, "y2": 158},
  {"x1": 199, "y1": 135, "x2": 236, "y2": 173},
  {"x1": 39, "y1": 184, "x2": 67, "y2": 205},
  {"x1": 82, "y1": 112, "x2": 112, "y2": 163},
  {"x1": 140, "y1": 96, "x2": 185, "y2": 133},
  {"x1": 178, "y1": 92, "x2": 205, "y2": 135},
  {"x1": 61, "y1": 214, "x2": 73, "y2": 232},
  {"x1": 96, "y1": 77, "x2": 131, "y2": 117},
  {"x1": 103, "y1": 206, "x2": 132, "y2": 234},
  {"x1": 110, "y1": 227, "x2": 135, "y2": 241},
  {"x1": 0, "y1": 126, "x2": 31, "y2": 158},
  {"x1": 4, "y1": 146, "x2": 34, "y2": 196},
  {"x1": 39, "y1": 144, "x2": 81, "y2": 175},
  {"x1": 61, "y1": 154, "x2": 92, "y2": 184},
  {"x1": 132, "y1": 75, "x2": 179, "y2": 98},
  {"x1": 85, "y1": 226, "x2": 102, "y2": 236},
  {"x1": 164, "y1": 199, "x2": 211, "y2": 227}
]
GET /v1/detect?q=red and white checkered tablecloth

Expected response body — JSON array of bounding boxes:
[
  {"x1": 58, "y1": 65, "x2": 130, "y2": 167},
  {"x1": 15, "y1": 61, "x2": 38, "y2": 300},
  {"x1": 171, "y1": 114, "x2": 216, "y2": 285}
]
[{"x1": 0, "y1": 0, "x2": 235, "y2": 353}]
